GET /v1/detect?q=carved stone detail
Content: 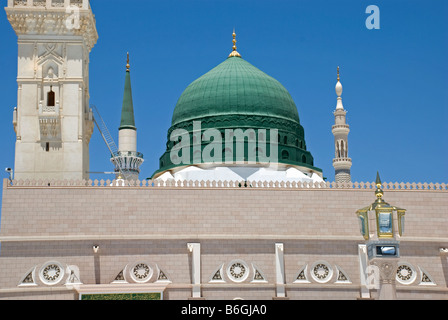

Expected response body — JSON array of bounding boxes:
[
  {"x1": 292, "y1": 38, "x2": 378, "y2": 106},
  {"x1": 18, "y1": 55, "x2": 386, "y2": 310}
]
[{"x1": 6, "y1": 5, "x2": 98, "y2": 51}]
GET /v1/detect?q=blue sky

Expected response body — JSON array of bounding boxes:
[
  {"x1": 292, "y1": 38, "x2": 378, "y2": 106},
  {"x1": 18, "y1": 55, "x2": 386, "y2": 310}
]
[{"x1": 0, "y1": 0, "x2": 447, "y2": 185}]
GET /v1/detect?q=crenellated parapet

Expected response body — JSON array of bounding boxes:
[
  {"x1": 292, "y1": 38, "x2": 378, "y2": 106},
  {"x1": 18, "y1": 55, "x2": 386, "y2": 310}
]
[{"x1": 5, "y1": 178, "x2": 448, "y2": 191}]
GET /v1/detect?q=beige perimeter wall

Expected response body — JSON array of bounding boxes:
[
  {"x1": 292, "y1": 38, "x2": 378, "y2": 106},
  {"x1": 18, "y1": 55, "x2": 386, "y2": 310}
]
[{"x1": 0, "y1": 180, "x2": 447, "y2": 300}]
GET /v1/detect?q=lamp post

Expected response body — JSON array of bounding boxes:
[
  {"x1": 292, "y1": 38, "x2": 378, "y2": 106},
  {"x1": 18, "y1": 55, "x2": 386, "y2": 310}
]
[{"x1": 356, "y1": 172, "x2": 406, "y2": 300}]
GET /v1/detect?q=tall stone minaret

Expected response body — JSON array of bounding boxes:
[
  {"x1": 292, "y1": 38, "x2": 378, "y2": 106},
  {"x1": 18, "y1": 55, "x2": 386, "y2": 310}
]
[
  {"x1": 111, "y1": 53, "x2": 144, "y2": 180},
  {"x1": 6, "y1": 0, "x2": 98, "y2": 180},
  {"x1": 332, "y1": 67, "x2": 352, "y2": 183}
]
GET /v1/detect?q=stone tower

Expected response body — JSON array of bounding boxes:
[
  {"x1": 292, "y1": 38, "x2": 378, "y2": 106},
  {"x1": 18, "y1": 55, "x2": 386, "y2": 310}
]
[
  {"x1": 6, "y1": 0, "x2": 98, "y2": 180},
  {"x1": 110, "y1": 53, "x2": 144, "y2": 180},
  {"x1": 332, "y1": 67, "x2": 352, "y2": 183}
]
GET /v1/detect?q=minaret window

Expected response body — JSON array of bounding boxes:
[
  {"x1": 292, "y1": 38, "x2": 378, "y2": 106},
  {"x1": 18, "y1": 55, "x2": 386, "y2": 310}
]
[{"x1": 47, "y1": 86, "x2": 55, "y2": 107}]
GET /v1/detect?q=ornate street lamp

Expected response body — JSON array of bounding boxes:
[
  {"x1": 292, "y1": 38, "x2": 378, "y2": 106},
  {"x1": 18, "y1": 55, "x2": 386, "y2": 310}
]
[
  {"x1": 356, "y1": 172, "x2": 406, "y2": 245},
  {"x1": 356, "y1": 172, "x2": 407, "y2": 299}
]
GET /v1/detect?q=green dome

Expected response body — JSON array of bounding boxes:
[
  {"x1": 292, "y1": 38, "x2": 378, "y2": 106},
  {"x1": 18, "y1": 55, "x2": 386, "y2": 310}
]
[
  {"x1": 154, "y1": 55, "x2": 321, "y2": 178},
  {"x1": 172, "y1": 56, "x2": 300, "y2": 126}
]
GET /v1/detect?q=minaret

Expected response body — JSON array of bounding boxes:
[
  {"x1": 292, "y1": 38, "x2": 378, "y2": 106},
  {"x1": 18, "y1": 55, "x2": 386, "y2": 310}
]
[
  {"x1": 6, "y1": 0, "x2": 98, "y2": 180},
  {"x1": 332, "y1": 67, "x2": 352, "y2": 183},
  {"x1": 111, "y1": 53, "x2": 144, "y2": 180}
]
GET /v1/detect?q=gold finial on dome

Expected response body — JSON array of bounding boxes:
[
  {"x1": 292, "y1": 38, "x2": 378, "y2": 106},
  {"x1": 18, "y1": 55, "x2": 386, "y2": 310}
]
[
  {"x1": 337, "y1": 66, "x2": 340, "y2": 82},
  {"x1": 228, "y1": 29, "x2": 242, "y2": 58},
  {"x1": 126, "y1": 52, "x2": 130, "y2": 71}
]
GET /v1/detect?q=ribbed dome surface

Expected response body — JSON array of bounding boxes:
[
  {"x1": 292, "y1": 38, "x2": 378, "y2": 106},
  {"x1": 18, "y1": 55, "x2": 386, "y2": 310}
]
[
  {"x1": 153, "y1": 54, "x2": 322, "y2": 179},
  {"x1": 172, "y1": 56, "x2": 300, "y2": 126}
]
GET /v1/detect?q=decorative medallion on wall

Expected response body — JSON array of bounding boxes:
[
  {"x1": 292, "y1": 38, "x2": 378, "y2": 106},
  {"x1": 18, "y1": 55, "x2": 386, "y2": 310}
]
[
  {"x1": 209, "y1": 264, "x2": 225, "y2": 283},
  {"x1": 418, "y1": 267, "x2": 436, "y2": 286},
  {"x1": 115, "y1": 270, "x2": 125, "y2": 282},
  {"x1": 156, "y1": 264, "x2": 171, "y2": 283},
  {"x1": 19, "y1": 267, "x2": 37, "y2": 287},
  {"x1": 157, "y1": 270, "x2": 168, "y2": 281},
  {"x1": 65, "y1": 265, "x2": 82, "y2": 287},
  {"x1": 335, "y1": 266, "x2": 351, "y2": 284},
  {"x1": 310, "y1": 261, "x2": 333, "y2": 283},
  {"x1": 39, "y1": 261, "x2": 65, "y2": 285},
  {"x1": 396, "y1": 263, "x2": 416, "y2": 285},
  {"x1": 251, "y1": 264, "x2": 267, "y2": 283},
  {"x1": 227, "y1": 260, "x2": 249, "y2": 283},
  {"x1": 293, "y1": 265, "x2": 310, "y2": 283},
  {"x1": 111, "y1": 265, "x2": 128, "y2": 283},
  {"x1": 130, "y1": 262, "x2": 153, "y2": 283}
]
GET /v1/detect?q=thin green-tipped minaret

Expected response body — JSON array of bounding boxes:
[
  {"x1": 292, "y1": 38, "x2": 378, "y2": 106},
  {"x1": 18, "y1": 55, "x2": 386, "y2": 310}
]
[
  {"x1": 111, "y1": 52, "x2": 144, "y2": 181},
  {"x1": 119, "y1": 52, "x2": 136, "y2": 131}
]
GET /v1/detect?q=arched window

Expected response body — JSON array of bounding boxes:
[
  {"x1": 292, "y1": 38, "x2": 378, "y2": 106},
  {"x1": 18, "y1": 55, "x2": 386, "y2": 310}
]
[
  {"x1": 337, "y1": 141, "x2": 341, "y2": 158},
  {"x1": 302, "y1": 155, "x2": 307, "y2": 163},
  {"x1": 282, "y1": 150, "x2": 289, "y2": 160},
  {"x1": 47, "y1": 86, "x2": 55, "y2": 107},
  {"x1": 283, "y1": 136, "x2": 288, "y2": 145}
]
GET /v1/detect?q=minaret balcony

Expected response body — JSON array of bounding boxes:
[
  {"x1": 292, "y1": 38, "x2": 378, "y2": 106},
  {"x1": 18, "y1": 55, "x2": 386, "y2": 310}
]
[
  {"x1": 6, "y1": 0, "x2": 98, "y2": 51},
  {"x1": 39, "y1": 100, "x2": 60, "y2": 117},
  {"x1": 332, "y1": 124, "x2": 350, "y2": 135},
  {"x1": 332, "y1": 124, "x2": 349, "y2": 130},
  {"x1": 38, "y1": 100, "x2": 61, "y2": 140},
  {"x1": 333, "y1": 158, "x2": 352, "y2": 170},
  {"x1": 9, "y1": 0, "x2": 90, "y2": 9},
  {"x1": 333, "y1": 157, "x2": 352, "y2": 163},
  {"x1": 110, "y1": 151, "x2": 144, "y2": 177},
  {"x1": 111, "y1": 151, "x2": 144, "y2": 160}
]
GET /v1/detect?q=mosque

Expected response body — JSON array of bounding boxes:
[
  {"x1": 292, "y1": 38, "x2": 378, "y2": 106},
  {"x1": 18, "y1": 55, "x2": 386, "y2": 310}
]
[{"x1": 0, "y1": 0, "x2": 447, "y2": 300}]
